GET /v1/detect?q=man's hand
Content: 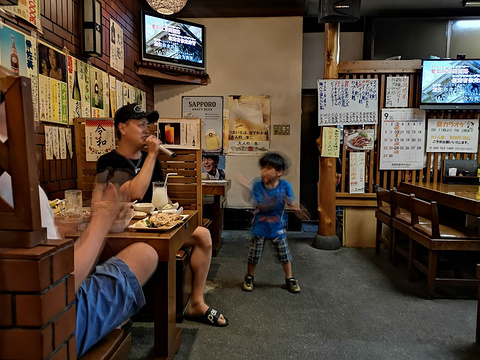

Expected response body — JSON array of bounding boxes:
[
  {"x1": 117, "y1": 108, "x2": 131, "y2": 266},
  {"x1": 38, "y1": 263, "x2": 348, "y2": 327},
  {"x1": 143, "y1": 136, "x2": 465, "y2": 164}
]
[
  {"x1": 90, "y1": 182, "x2": 121, "y2": 223},
  {"x1": 145, "y1": 135, "x2": 161, "y2": 156}
]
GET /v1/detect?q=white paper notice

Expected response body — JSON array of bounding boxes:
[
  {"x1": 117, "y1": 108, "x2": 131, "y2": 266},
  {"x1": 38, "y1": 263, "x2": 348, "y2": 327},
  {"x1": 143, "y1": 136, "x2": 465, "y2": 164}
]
[
  {"x1": 349, "y1": 152, "x2": 365, "y2": 194},
  {"x1": 59, "y1": 127, "x2": 67, "y2": 160},
  {"x1": 52, "y1": 126, "x2": 60, "y2": 159},
  {"x1": 116, "y1": 80, "x2": 123, "y2": 111},
  {"x1": 385, "y1": 76, "x2": 409, "y2": 108},
  {"x1": 44, "y1": 125, "x2": 54, "y2": 160},
  {"x1": 379, "y1": 108, "x2": 426, "y2": 170},
  {"x1": 317, "y1": 79, "x2": 379, "y2": 126},
  {"x1": 65, "y1": 128, "x2": 73, "y2": 158},
  {"x1": 426, "y1": 118, "x2": 479, "y2": 153},
  {"x1": 109, "y1": 19, "x2": 124, "y2": 74}
]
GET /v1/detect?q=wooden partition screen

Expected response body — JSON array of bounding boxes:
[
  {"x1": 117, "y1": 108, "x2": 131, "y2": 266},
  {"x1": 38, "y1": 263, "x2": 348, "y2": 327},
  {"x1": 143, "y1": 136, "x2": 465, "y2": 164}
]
[{"x1": 335, "y1": 60, "x2": 479, "y2": 207}]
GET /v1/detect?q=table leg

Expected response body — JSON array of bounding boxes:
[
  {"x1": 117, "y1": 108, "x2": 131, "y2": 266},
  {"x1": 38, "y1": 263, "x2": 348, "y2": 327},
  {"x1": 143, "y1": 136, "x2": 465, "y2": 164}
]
[
  {"x1": 211, "y1": 194, "x2": 223, "y2": 257},
  {"x1": 154, "y1": 258, "x2": 182, "y2": 359}
]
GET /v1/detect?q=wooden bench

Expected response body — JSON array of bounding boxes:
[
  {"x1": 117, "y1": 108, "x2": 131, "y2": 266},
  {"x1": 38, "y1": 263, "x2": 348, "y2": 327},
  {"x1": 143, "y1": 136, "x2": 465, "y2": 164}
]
[
  {"x1": 79, "y1": 329, "x2": 131, "y2": 360},
  {"x1": 409, "y1": 197, "x2": 480, "y2": 299},
  {"x1": 391, "y1": 190, "x2": 415, "y2": 265},
  {"x1": 375, "y1": 185, "x2": 393, "y2": 261}
]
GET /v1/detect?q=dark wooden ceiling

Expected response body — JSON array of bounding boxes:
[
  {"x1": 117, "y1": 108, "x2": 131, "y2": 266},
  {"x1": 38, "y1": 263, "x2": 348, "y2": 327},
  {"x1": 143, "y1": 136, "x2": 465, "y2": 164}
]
[
  {"x1": 175, "y1": 0, "x2": 480, "y2": 19},
  {"x1": 176, "y1": 0, "x2": 305, "y2": 18}
]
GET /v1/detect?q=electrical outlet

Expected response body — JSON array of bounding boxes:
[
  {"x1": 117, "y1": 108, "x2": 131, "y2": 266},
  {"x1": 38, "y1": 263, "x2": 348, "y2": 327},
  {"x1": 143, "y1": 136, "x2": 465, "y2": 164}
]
[{"x1": 273, "y1": 124, "x2": 290, "y2": 135}]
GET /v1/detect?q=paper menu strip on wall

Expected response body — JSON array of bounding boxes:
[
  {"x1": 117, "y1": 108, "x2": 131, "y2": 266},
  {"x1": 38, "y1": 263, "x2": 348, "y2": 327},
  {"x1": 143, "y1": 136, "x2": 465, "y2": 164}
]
[
  {"x1": 59, "y1": 127, "x2": 67, "y2": 160},
  {"x1": 65, "y1": 128, "x2": 73, "y2": 158},
  {"x1": 52, "y1": 126, "x2": 60, "y2": 159},
  {"x1": 349, "y1": 152, "x2": 365, "y2": 194},
  {"x1": 44, "y1": 125, "x2": 54, "y2": 160},
  {"x1": 385, "y1": 76, "x2": 409, "y2": 108},
  {"x1": 321, "y1": 127, "x2": 341, "y2": 158}
]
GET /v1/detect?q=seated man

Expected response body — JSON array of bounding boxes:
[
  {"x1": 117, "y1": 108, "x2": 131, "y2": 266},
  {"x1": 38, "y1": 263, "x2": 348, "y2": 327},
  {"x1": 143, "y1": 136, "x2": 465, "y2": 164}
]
[
  {"x1": 96, "y1": 103, "x2": 228, "y2": 327},
  {"x1": 0, "y1": 121, "x2": 158, "y2": 356},
  {"x1": 0, "y1": 175, "x2": 158, "y2": 357}
]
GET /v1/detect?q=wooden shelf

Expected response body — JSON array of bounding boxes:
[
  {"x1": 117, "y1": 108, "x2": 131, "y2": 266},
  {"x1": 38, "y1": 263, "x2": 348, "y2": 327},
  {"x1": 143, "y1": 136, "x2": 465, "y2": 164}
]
[{"x1": 135, "y1": 61, "x2": 210, "y2": 85}]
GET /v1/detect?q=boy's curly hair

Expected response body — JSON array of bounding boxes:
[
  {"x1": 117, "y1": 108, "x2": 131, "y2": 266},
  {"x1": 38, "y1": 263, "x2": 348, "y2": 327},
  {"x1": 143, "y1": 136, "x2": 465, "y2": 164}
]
[{"x1": 259, "y1": 152, "x2": 287, "y2": 172}]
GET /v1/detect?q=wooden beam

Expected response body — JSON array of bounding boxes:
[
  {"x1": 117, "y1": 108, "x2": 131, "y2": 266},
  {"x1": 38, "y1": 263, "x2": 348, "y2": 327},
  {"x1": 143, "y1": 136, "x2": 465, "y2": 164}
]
[
  {"x1": 317, "y1": 22, "x2": 339, "y2": 237},
  {"x1": 136, "y1": 66, "x2": 209, "y2": 85},
  {"x1": 338, "y1": 60, "x2": 422, "y2": 74}
]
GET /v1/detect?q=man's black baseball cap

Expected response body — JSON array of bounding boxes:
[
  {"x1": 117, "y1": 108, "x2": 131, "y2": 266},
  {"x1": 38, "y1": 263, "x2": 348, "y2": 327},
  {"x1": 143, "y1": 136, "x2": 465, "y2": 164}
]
[{"x1": 114, "y1": 103, "x2": 159, "y2": 127}]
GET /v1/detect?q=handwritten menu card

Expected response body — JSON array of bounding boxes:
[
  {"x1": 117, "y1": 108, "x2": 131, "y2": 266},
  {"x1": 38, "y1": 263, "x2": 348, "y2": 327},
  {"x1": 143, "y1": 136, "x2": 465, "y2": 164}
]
[
  {"x1": 321, "y1": 127, "x2": 341, "y2": 158},
  {"x1": 379, "y1": 109, "x2": 425, "y2": 170},
  {"x1": 426, "y1": 118, "x2": 479, "y2": 153},
  {"x1": 317, "y1": 79, "x2": 378, "y2": 126},
  {"x1": 385, "y1": 76, "x2": 409, "y2": 108},
  {"x1": 85, "y1": 119, "x2": 115, "y2": 161},
  {"x1": 349, "y1": 152, "x2": 365, "y2": 194}
]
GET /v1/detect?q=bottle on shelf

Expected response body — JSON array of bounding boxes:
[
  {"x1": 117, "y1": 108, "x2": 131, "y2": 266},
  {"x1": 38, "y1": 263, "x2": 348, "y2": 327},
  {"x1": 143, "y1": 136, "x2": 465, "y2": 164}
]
[
  {"x1": 10, "y1": 35, "x2": 19, "y2": 75},
  {"x1": 72, "y1": 61, "x2": 81, "y2": 101}
]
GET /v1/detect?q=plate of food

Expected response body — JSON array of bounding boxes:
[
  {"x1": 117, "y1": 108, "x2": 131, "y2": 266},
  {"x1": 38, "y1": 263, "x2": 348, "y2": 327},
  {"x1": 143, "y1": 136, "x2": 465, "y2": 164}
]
[
  {"x1": 346, "y1": 131, "x2": 373, "y2": 150},
  {"x1": 128, "y1": 212, "x2": 188, "y2": 231}
]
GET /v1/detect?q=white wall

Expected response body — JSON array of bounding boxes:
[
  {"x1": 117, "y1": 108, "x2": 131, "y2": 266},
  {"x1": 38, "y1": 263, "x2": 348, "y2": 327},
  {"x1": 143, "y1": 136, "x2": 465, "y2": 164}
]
[
  {"x1": 302, "y1": 32, "x2": 364, "y2": 89},
  {"x1": 154, "y1": 17, "x2": 303, "y2": 207}
]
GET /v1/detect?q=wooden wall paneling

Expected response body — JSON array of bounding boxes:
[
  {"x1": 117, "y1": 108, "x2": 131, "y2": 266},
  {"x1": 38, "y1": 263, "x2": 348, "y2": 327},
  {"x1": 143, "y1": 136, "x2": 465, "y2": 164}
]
[
  {"x1": 50, "y1": 0, "x2": 56, "y2": 24},
  {"x1": 66, "y1": 0, "x2": 73, "y2": 33},
  {"x1": 43, "y1": 0, "x2": 51, "y2": 18}
]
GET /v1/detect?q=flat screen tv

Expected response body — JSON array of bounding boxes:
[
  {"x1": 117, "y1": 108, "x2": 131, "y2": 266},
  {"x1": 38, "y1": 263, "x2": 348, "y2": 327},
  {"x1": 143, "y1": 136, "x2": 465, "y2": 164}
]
[
  {"x1": 141, "y1": 10, "x2": 205, "y2": 71},
  {"x1": 420, "y1": 59, "x2": 480, "y2": 110}
]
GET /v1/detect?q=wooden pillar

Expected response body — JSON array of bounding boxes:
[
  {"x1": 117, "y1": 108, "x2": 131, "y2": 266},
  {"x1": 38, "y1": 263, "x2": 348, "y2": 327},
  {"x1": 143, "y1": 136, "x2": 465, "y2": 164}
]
[{"x1": 313, "y1": 23, "x2": 341, "y2": 250}]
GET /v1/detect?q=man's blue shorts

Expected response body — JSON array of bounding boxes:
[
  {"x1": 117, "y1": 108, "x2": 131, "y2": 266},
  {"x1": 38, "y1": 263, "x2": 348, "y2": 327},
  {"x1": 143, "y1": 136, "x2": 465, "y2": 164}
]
[{"x1": 75, "y1": 257, "x2": 145, "y2": 357}]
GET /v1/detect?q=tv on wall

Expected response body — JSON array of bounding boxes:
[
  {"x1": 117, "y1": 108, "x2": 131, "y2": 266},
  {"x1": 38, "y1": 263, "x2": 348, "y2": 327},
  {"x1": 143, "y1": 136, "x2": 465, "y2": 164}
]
[
  {"x1": 141, "y1": 10, "x2": 205, "y2": 71},
  {"x1": 420, "y1": 59, "x2": 480, "y2": 110}
]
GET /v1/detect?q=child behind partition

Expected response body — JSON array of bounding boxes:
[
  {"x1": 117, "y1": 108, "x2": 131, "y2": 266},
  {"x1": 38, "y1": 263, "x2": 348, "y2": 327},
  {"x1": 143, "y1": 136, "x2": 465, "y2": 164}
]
[{"x1": 238, "y1": 152, "x2": 307, "y2": 294}]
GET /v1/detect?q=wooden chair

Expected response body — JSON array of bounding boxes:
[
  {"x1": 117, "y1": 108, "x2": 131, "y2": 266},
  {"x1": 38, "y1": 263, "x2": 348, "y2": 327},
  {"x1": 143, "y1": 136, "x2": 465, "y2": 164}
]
[
  {"x1": 157, "y1": 148, "x2": 204, "y2": 221},
  {"x1": 375, "y1": 185, "x2": 393, "y2": 261},
  {"x1": 391, "y1": 190, "x2": 416, "y2": 265},
  {"x1": 409, "y1": 197, "x2": 480, "y2": 299}
]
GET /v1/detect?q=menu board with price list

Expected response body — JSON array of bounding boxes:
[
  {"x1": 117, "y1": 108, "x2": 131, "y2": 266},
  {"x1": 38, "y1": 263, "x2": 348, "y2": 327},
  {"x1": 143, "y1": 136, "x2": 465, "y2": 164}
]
[
  {"x1": 379, "y1": 108, "x2": 426, "y2": 170},
  {"x1": 317, "y1": 79, "x2": 378, "y2": 126}
]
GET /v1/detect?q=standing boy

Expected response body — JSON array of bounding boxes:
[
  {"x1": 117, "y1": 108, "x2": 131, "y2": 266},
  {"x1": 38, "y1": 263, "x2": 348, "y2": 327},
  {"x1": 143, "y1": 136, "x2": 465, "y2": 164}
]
[{"x1": 239, "y1": 152, "x2": 303, "y2": 294}]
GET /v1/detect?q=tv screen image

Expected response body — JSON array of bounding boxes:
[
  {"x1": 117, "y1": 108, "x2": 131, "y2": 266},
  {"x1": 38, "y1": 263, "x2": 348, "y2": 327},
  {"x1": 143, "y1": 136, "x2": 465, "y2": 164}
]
[
  {"x1": 420, "y1": 59, "x2": 480, "y2": 110},
  {"x1": 141, "y1": 11, "x2": 205, "y2": 70}
]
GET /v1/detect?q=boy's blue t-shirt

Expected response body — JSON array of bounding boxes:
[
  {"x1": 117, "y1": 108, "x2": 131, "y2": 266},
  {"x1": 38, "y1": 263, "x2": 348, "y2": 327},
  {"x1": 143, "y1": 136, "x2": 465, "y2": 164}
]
[{"x1": 251, "y1": 179, "x2": 294, "y2": 238}]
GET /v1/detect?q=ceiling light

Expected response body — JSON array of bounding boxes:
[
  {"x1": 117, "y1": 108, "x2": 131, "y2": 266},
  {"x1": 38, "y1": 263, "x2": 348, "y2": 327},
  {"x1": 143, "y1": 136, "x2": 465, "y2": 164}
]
[
  {"x1": 462, "y1": 0, "x2": 480, "y2": 7},
  {"x1": 146, "y1": 0, "x2": 188, "y2": 15}
]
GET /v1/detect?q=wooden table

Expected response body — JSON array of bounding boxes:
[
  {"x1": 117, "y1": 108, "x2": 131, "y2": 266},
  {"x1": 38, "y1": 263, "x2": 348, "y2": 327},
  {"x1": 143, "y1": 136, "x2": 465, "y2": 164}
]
[
  {"x1": 96, "y1": 210, "x2": 198, "y2": 359},
  {"x1": 398, "y1": 182, "x2": 480, "y2": 215},
  {"x1": 202, "y1": 180, "x2": 230, "y2": 256}
]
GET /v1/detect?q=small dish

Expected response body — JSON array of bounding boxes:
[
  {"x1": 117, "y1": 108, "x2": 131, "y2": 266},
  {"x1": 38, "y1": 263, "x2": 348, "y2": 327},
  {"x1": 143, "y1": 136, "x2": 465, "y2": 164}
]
[
  {"x1": 133, "y1": 211, "x2": 147, "y2": 219},
  {"x1": 161, "y1": 202, "x2": 179, "y2": 211},
  {"x1": 133, "y1": 203, "x2": 155, "y2": 214}
]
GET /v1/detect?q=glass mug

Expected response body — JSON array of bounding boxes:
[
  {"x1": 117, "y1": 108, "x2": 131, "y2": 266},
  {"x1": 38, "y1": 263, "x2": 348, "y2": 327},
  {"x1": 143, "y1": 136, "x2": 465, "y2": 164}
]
[
  {"x1": 64, "y1": 189, "x2": 82, "y2": 219},
  {"x1": 152, "y1": 181, "x2": 168, "y2": 210}
]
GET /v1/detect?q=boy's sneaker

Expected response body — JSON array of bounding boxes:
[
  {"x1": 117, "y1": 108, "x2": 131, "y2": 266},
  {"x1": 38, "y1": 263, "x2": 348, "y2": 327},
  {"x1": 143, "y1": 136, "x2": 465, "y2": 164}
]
[
  {"x1": 242, "y1": 275, "x2": 254, "y2": 291},
  {"x1": 286, "y1": 277, "x2": 301, "y2": 293}
]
